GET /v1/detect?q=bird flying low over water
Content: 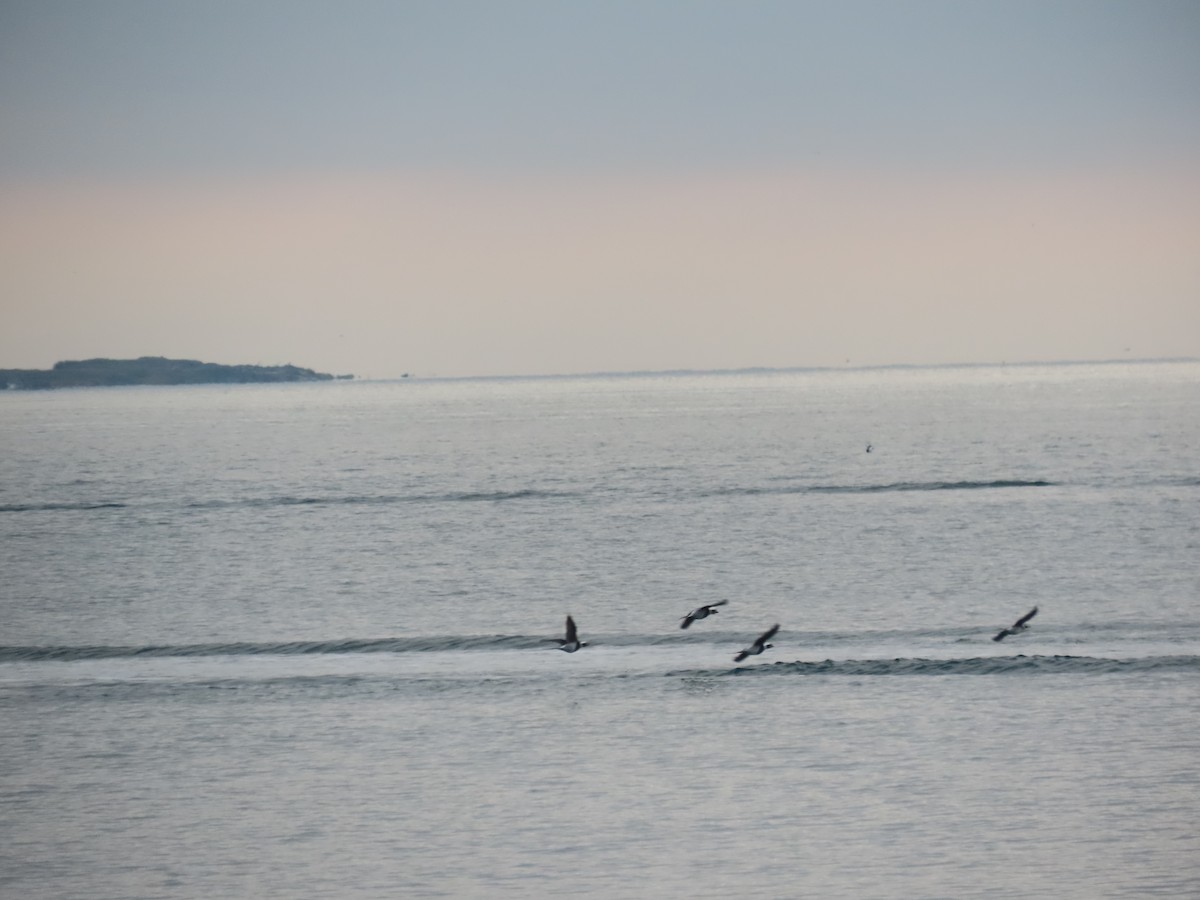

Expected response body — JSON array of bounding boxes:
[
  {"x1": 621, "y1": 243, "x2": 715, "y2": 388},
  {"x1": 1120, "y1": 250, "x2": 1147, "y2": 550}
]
[
  {"x1": 549, "y1": 615, "x2": 587, "y2": 652},
  {"x1": 993, "y1": 606, "x2": 1038, "y2": 642},
  {"x1": 734, "y1": 623, "x2": 780, "y2": 663},
  {"x1": 680, "y1": 599, "x2": 728, "y2": 629}
]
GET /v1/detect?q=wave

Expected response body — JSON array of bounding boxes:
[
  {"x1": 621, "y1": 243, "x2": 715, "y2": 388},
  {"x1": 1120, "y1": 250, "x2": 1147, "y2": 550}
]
[
  {"x1": 206, "y1": 489, "x2": 582, "y2": 509},
  {"x1": 0, "y1": 635, "x2": 550, "y2": 662},
  {"x1": 4, "y1": 632, "x2": 1198, "y2": 677},
  {"x1": 3, "y1": 656, "x2": 1195, "y2": 708},
  {"x1": 701, "y1": 654, "x2": 1200, "y2": 676},
  {"x1": 706, "y1": 479, "x2": 1055, "y2": 498},
  {"x1": 0, "y1": 501, "x2": 128, "y2": 513},
  {"x1": 0, "y1": 632, "x2": 779, "y2": 661},
  {"x1": 14, "y1": 476, "x2": 1200, "y2": 516},
  {"x1": 0, "y1": 490, "x2": 578, "y2": 515}
]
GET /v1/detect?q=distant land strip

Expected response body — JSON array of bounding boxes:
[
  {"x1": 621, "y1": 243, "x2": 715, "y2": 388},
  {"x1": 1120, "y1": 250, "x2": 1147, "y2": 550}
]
[{"x1": 0, "y1": 357, "x2": 353, "y2": 390}]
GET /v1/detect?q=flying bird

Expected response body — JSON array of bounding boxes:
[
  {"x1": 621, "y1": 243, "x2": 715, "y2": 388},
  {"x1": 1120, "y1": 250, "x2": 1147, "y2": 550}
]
[
  {"x1": 548, "y1": 615, "x2": 588, "y2": 652},
  {"x1": 734, "y1": 623, "x2": 780, "y2": 663},
  {"x1": 993, "y1": 606, "x2": 1038, "y2": 642},
  {"x1": 680, "y1": 599, "x2": 728, "y2": 629}
]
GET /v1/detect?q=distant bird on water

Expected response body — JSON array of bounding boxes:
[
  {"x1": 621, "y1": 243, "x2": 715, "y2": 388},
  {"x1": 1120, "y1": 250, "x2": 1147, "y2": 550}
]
[
  {"x1": 865, "y1": 443, "x2": 873, "y2": 453},
  {"x1": 993, "y1": 606, "x2": 1038, "y2": 642},
  {"x1": 680, "y1": 599, "x2": 728, "y2": 629},
  {"x1": 548, "y1": 615, "x2": 588, "y2": 652},
  {"x1": 734, "y1": 623, "x2": 780, "y2": 663}
]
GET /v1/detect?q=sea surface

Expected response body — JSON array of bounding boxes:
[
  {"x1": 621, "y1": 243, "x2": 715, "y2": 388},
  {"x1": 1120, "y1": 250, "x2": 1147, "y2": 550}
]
[{"x1": 2, "y1": 360, "x2": 1198, "y2": 899}]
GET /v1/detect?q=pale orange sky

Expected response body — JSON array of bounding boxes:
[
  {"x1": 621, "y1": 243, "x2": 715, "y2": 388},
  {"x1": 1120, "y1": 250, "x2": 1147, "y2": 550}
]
[
  {"x1": 3, "y1": 165, "x2": 1197, "y2": 377},
  {"x1": 1, "y1": 2, "x2": 1197, "y2": 377}
]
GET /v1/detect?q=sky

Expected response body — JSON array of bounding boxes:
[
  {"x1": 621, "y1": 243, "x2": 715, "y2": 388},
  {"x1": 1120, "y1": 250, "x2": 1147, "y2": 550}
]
[{"x1": 1, "y1": 0, "x2": 1197, "y2": 378}]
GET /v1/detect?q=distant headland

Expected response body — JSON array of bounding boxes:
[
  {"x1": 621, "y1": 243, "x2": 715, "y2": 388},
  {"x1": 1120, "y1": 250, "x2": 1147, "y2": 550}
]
[{"x1": 1, "y1": 357, "x2": 353, "y2": 390}]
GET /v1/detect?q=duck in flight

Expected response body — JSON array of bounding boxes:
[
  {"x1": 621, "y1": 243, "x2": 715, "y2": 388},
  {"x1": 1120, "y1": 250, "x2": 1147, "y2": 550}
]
[
  {"x1": 680, "y1": 599, "x2": 728, "y2": 629},
  {"x1": 993, "y1": 606, "x2": 1038, "y2": 642},
  {"x1": 549, "y1": 615, "x2": 588, "y2": 652},
  {"x1": 734, "y1": 623, "x2": 780, "y2": 663}
]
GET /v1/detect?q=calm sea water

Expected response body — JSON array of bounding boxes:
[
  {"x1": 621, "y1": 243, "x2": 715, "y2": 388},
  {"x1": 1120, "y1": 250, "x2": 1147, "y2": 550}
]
[{"x1": 2, "y1": 361, "x2": 1198, "y2": 899}]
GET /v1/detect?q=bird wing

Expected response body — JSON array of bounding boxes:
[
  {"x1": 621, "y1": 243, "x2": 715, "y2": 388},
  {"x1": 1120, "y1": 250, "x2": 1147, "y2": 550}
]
[
  {"x1": 680, "y1": 615, "x2": 694, "y2": 630},
  {"x1": 711, "y1": 599, "x2": 729, "y2": 609},
  {"x1": 733, "y1": 650, "x2": 749, "y2": 662},
  {"x1": 759, "y1": 623, "x2": 780, "y2": 644},
  {"x1": 1014, "y1": 607, "x2": 1038, "y2": 628},
  {"x1": 565, "y1": 616, "x2": 578, "y2": 642}
]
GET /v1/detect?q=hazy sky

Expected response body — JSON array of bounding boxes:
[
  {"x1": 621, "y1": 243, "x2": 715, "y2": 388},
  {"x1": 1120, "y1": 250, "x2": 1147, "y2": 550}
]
[{"x1": 2, "y1": 1, "x2": 1197, "y2": 378}]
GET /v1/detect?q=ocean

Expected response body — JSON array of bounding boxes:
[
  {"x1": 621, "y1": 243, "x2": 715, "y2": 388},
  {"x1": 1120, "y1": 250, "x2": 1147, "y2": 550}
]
[{"x1": 1, "y1": 360, "x2": 1197, "y2": 899}]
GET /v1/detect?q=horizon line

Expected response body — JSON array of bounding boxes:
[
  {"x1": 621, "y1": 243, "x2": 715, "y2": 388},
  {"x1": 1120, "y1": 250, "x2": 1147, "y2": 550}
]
[{"x1": 370, "y1": 355, "x2": 1200, "y2": 384}]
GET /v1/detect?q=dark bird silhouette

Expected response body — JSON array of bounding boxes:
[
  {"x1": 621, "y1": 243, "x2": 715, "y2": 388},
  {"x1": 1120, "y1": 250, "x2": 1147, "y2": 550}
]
[
  {"x1": 680, "y1": 599, "x2": 728, "y2": 629},
  {"x1": 993, "y1": 606, "x2": 1038, "y2": 642},
  {"x1": 548, "y1": 615, "x2": 588, "y2": 652},
  {"x1": 734, "y1": 623, "x2": 780, "y2": 663},
  {"x1": 865, "y1": 443, "x2": 873, "y2": 453}
]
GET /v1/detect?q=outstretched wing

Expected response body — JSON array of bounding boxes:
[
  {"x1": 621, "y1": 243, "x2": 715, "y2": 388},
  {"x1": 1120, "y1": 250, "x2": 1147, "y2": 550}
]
[
  {"x1": 992, "y1": 629, "x2": 1009, "y2": 642},
  {"x1": 565, "y1": 615, "x2": 578, "y2": 643},
  {"x1": 733, "y1": 650, "x2": 749, "y2": 663},
  {"x1": 1014, "y1": 606, "x2": 1038, "y2": 628},
  {"x1": 710, "y1": 599, "x2": 729, "y2": 609},
  {"x1": 680, "y1": 614, "x2": 694, "y2": 630},
  {"x1": 759, "y1": 623, "x2": 780, "y2": 644}
]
